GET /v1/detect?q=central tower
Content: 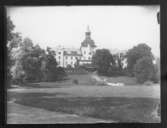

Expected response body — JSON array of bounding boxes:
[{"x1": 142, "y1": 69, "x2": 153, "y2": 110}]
[
  {"x1": 85, "y1": 26, "x2": 91, "y2": 38},
  {"x1": 80, "y1": 26, "x2": 96, "y2": 65}
]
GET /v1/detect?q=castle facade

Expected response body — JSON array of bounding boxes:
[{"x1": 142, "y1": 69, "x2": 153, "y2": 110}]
[{"x1": 54, "y1": 27, "x2": 97, "y2": 68}]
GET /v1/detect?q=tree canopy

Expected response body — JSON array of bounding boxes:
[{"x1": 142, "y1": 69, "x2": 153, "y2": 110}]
[
  {"x1": 7, "y1": 17, "x2": 66, "y2": 86},
  {"x1": 126, "y1": 43, "x2": 154, "y2": 75},
  {"x1": 133, "y1": 56, "x2": 154, "y2": 83},
  {"x1": 92, "y1": 49, "x2": 114, "y2": 75}
]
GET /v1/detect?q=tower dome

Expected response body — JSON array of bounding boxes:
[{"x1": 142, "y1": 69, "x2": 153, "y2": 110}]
[{"x1": 81, "y1": 26, "x2": 96, "y2": 48}]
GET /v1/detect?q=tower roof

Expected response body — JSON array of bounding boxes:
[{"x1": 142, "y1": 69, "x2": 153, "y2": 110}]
[{"x1": 81, "y1": 26, "x2": 96, "y2": 48}]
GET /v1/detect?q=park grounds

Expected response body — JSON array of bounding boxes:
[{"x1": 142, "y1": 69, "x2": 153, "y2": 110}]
[{"x1": 7, "y1": 73, "x2": 160, "y2": 123}]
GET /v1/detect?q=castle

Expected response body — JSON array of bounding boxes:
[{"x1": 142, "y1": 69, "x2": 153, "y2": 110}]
[
  {"x1": 54, "y1": 26, "x2": 97, "y2": 68},
  {"x1": 54, "y1": 26, "x2": 127, "y2": 69}
]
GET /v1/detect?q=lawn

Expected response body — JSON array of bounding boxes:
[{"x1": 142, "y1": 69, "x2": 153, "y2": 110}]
[
  {"x1": 8, "y1": 91, "x2": 160, "y2": 123},
  {"x1": 21, "y1": 74, "x2": 143, "y2": 88},
  {"x1": 7, "y1": 74, "x2": 161, "y2": 123}
]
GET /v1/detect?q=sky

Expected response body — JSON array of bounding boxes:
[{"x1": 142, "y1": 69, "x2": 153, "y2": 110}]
[{"x1": 7, "y1": 6, "x2": 160, "y2": 57}]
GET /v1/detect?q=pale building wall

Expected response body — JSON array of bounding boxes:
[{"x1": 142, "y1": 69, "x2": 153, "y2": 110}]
[
  {"x1": 81, "y1": 44, "x2": 95, "y2": 61},
  {"x1": 122, "y1": 58, "x2": 127, "y2": 69},
  {"x1": 55, "y1": 48, "x2": 64, "y2": 67},
  {"x1": 63, "y1": 55, "x2": 81, "y2": 68}
]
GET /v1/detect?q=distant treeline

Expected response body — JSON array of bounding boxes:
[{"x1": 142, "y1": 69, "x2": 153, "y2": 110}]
[{"x1": 92, "y1": 44, "x2": 160, "y2": 84}]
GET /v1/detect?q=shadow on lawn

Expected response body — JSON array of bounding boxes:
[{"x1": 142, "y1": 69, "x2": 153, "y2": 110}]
[
  {"x1": 9, "y1": 92, "x2": 160, "y2": 123},
  {"x1": 20, "y1": 83, "x2": 69, "y2": 88}
]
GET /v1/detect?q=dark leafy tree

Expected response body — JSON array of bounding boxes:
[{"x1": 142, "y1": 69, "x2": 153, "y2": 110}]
[
  {"x1": 133, "y1": 56, "x2": 154, "y2": 84},
  {"x1": 21, "y1": 43, "x2": 45, "y2": 82},
  {"x1": 7, "y1": 17, "x2": 66, "y2": 85},
  {"x1": 44, "y1": 47, "x2": 59, "y2": 81},
  {"x1": 92, "y1": 49, "x2": 114, "y2": 75},
  {"x1": 56, "y1": 67, "x2": 67, "y2": 80},
  {"x1": 7, "y1": 17, "x2": 22, "y2": 86},
  {"x1": 126, "y1": 43, "x2": 154, "y2": 75},
  {"x1": 7, "y1": 16, "x2": 15, "y2": 41}
]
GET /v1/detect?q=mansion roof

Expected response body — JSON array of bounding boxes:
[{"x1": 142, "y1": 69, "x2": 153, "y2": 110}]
[
  {"x1": 81, "y1": 37, "x2": 96, "y2": 48},
  {"x1": 63, "y1": 48, "x2": 82, "y2": 56},
  {"x1": 64, "y1": 51, "x2": 82, "y2": 56}
]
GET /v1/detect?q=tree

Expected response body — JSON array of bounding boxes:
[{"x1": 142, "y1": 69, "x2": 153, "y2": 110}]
[
  {"x1": 7, "y1": 17, "x2": 66, "y2": 84},
  {"x1": 7, "y1": 17, "x2": 22, "y2": 86},
  {"x1": 133, "y1": 56, "x2": 154, "y2": 84},
  {"x1": 92, "y1": 49, "x2": 114, "y2": 75},
  {"x1": 43, "y1": 47, "x2": 59, "y2": 81},
  {"x1": 151, "y1": 57, "x2": 160, "y2": 83},
  {"x1": 11, "y1": 61, "x2": 25, "y2": 84},
  {"x1": 11, "y1": 37, "x2": 33, "y2": 83},
  {"x1": 40, "y1": 47, "x2": 66, "y2": 82},
  {"x1": 21, "y1": 42, "x2": 45, "y2": 82},
  {"x1": 7, "y1": 16, "x2": 15, "y2": 41},
  {"x1": 126, "y1": 43, "x2": 154, "y2": 75},
  {"x1": 11, "y1": 38, "x2": 45, "y2": 83},
  {"x1": 56, "y1": 67, "x2": 67, "y2": 80}
]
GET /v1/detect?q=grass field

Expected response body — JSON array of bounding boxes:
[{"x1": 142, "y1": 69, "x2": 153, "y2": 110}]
[
  {"x1": 23, "y1": 74, "x2": 139, "y2": 88},
  {"x1": 7, "y1": 74, "x2": 161, "y2": 123}
]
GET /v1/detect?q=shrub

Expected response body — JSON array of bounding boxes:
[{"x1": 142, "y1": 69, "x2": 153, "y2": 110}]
[
  {"x1": 143, "y1": 80, "x2": 153, "y2": 85},
  {"x1": 107, "y1": 66, "x2": 125, "y2": 77},
  {"x1": 73, "y1": 79, "x2": 79, "y2": 85},
  {"x1": 56, "y1": 67, "x2": 67, "y2": 80}
]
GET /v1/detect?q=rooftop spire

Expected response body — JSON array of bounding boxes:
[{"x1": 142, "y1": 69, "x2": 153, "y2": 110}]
[
  {"x1": 87, "y1": 25, "x2": 90, "y2": 33},
  {"x1": 86, "y1": 25, "x2": 91, "y2": 38},
  {"x1": 81, "y1": 25, "x2": 96, "y2": 48}
]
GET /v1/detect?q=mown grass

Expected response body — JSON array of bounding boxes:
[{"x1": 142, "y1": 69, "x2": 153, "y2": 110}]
[
  {"x1": 9, "y1": 92, "x2": 159, "y2": 123},
  {"x1": 23, "y1": 74, "x2": 139, "y2": 88}
]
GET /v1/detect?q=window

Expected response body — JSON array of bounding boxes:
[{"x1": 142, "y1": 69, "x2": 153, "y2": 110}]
[
  {"x1": 84, "y1": 51, "x2": 86, "y2": 54},
  {"x1": 58, "y1": 52, "x2": 61, "y2": 54},
  {"x1": 59, "y1": 56, "x2": 61, "y2": 59},
  {"x1": 66, "y1": 56, "x2": 68, "y2": 59},
  {"x1": 89, "y1": 52, "x2": 91, "y2": 55},
  {"x1": 71, "y1": 56, "x2": 73, "y2": 59}
]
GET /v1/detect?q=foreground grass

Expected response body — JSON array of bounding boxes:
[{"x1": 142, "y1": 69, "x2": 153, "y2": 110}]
[{"x1": 8, "y1": 92, "x2": 160, "y2": 123}]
